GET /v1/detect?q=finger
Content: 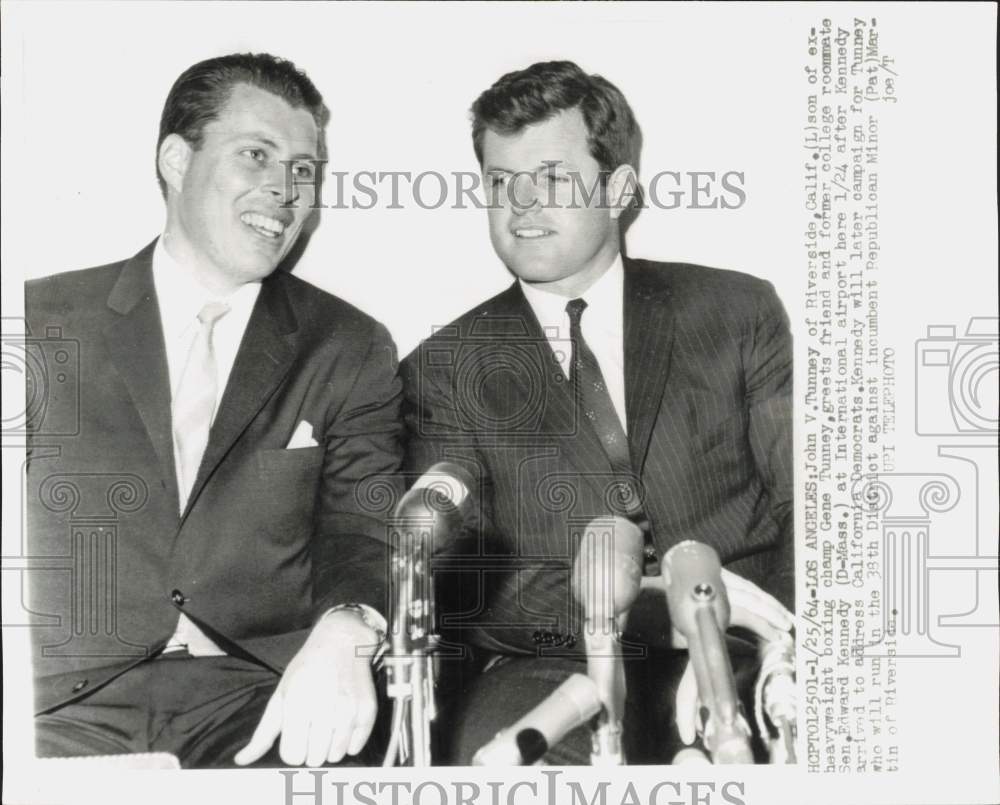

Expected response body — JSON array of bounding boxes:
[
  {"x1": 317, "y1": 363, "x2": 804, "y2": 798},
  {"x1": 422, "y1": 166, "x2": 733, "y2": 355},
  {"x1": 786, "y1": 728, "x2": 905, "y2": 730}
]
[
  {"x1": 325, "y1": 699, "x2": 354, "y2": 765},
  {"x1": 234, "y1": 691, "x2": 283, "y2": 766},
  {"x1": 278, "y1": 695, "x2": 311, "y2": 767},
  {"x1": 675, "y1": 660, "x2": 699, "y2": 745},
  {"x1": 346, "y1": 688, "x2": 378, "y2": 756},
  {"x1": 727, "y1": 602, "x2": 785, "y2": 644},
  {"x1": 721, "y1": 569, "x2": 793, "y2": 629},
  {"x1": 304, "y1": 709, "x2": 336, "y2": 768}
]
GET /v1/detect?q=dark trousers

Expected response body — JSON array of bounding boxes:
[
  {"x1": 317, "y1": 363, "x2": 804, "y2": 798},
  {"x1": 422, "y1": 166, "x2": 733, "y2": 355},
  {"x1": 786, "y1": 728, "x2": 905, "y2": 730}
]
[
  {"x1": 35, "y1": 652, "x2": 383, "y2": 768},
  {"x1": 441, "y1": 641, "x2": 765, "y2": 766}
]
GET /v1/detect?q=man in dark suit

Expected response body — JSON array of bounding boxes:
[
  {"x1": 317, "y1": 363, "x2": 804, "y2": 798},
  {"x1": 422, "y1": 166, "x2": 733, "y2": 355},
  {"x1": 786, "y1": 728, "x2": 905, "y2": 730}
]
[
  {"x1": 25, "y1": 53, "x2": 402, "y2": 768},
  {"x1": 401, "y1": 61, "x2": 794, "y2": 764}
]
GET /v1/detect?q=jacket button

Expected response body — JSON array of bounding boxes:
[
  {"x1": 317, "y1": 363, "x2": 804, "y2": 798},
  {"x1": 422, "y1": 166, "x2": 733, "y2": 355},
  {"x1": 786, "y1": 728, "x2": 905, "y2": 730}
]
[
  {"x1": 171, "y1": 589, "x2": 186, "y2": 605},
  {"x1": 71, "y1": 679, "x2": 88, "y2": 693}
]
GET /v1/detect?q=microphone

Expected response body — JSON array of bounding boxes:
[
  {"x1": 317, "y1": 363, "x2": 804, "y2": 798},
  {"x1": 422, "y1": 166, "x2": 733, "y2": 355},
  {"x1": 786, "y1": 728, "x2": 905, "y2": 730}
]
[
  {"x1": 661, "y1": 541, "x2": 753, "y2": 764},
  {"x1": 390, "y1": 462, "x2": 472, "y2": 645},
  {"x1": 472, "y1": 674, "x2": 602, "y2": 766},
  {"x1": 572, "y1": 516, "x2": 645, "y2": 626},
  {"x1": 385, "y1": 462, "x2": 473, "y2": 767},
  {"x1": 572, "y1": 516, "x2": 644, "y2": 765},
  {"x1": 393, "y1": 461, "x2": 472, "y2": 524}
]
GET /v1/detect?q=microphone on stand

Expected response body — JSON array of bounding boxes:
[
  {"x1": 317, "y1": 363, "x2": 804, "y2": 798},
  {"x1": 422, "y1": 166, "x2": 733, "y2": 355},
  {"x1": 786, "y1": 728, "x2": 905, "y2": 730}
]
[
  {"x1": 390, "y1": 461, "x2": 472, "y2": 646},
  {"x1": 392, "y1": 461, "x2": 472, "y2": 530},
  {"x1": 661, "y1": 541, "x2": 753, "y2": 764},
  {"x1": 385, "y1": 462, "x2": 472, "y2": 767},
  {"x1": 571, "y1": 516, "x2": 644, "y2": 765},
  {"x1": 472, "y1": 673, "x2": 603, "y2": 766}
]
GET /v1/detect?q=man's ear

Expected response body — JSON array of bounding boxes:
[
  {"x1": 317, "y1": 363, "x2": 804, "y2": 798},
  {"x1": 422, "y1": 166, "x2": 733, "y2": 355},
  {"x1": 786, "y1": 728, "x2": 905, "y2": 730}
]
[
  {"x1": 157, "y1": 133, "x2": 191, "y2": 196},
  {"x1": 607, "y1": 164, "x2": 640, "y2": 220}
]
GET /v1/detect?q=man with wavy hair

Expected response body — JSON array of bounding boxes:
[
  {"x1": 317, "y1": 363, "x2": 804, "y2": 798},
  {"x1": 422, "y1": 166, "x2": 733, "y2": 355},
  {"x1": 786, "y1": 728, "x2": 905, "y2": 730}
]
[
  {"x1": 26, "y1": 52, "x2": 402, "y2": 768},
  {"x1": 402, "y1": 60, "x2": 794, "y2": 764}
]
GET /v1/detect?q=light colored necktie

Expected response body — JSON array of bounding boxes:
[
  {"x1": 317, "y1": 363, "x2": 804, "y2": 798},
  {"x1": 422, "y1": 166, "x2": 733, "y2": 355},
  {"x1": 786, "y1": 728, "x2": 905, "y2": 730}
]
[
  {"x1": 166, "y1": 301, "x2": 229, "y2": 656},
  {"x1": 172, "y1": 301, "x2": 230, "y2": 512}
]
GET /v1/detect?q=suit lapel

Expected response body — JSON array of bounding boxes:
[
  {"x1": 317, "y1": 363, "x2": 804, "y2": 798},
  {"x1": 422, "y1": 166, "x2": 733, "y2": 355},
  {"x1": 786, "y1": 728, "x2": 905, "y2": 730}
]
[
  {"x1": 488, "y1": 284, "x2": 615, "y2": 491},
  {"x1": 624, "y1": 258, "x2": 675, "y2": 473},
  {"x1": 104, "y1": 240, "x2": 180, "y2": 511},
  {"x1": 181, "y1": 273, "x2": 297, "y2": 521}
]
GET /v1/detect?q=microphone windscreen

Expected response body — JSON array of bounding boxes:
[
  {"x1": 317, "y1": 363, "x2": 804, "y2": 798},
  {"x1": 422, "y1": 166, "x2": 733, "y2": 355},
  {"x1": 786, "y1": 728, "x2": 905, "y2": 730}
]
[
  {"x1": 394, "y1": 461, "x2": 472, "y2": 520},
  {"x1": 660, "y1": 540, "x2": 729, "y2": 636},
  {"x1": 410, "y1": 461, "x2": 471, "y2": 508},
  {"x1": 572, "y1": 516, "x2": 644, "y2": 620}
]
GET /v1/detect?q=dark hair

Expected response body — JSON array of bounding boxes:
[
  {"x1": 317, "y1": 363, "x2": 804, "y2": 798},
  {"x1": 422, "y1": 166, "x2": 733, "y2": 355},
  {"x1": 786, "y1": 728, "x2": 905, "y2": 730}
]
[
  {"x1": 156, "y1": 52, "x2": 328, "y2": 197},
  {"x1": 470, "y1": 60, "x2": 642, "y2": 178}
]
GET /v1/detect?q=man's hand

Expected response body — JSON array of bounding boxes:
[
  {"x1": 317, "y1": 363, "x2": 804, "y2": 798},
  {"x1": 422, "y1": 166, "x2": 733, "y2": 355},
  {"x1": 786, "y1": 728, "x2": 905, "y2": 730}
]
[
  {"x1": 674, "y1": 568, "x2": 793, "y2": 745},
  {"x1": 234, "y1": 610, "x2": 381, "y2": 767}
]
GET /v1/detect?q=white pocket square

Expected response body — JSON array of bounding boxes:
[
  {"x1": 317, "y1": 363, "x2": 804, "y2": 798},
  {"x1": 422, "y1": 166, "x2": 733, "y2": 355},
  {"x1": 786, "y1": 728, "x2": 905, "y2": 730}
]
[{"x1": 286, "y1": 420, "x2": 318, "y2": 449}]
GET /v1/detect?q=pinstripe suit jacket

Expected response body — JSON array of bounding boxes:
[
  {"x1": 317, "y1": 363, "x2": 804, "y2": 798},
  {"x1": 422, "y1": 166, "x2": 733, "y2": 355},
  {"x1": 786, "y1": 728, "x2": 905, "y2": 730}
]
[{"x1": 401, "y1": 258, "x2": 792, "y2": 657}]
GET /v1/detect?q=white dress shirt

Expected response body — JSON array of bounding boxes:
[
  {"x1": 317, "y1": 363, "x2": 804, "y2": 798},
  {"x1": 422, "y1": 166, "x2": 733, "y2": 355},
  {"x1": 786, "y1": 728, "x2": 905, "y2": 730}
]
[
  {"x1": 153, "y1": 238, "x2": 386, "y2": 655},
  {"x1": 152, "y1": 238, "x2": 261, "y2": 446},
  {"x1": 153, "y1": 238, "x2": 261, "y2": 654},
  {"x1": 519, "y1": 254, "x2": 628, "y2": 433}
]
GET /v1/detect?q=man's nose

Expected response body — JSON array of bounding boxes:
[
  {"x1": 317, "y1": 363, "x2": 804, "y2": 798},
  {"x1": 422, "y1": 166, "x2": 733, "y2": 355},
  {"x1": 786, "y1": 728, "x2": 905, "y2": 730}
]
[
  {"x1": 263, "y1": 162, "x2": 300, "y2": 207},
  {"x1": 509, "y1": 173, "x2": 542, "y2": 215}
]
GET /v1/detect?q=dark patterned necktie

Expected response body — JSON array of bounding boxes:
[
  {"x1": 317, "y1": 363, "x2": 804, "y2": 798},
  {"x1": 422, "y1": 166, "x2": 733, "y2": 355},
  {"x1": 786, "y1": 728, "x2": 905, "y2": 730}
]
[
  {"x1": 566, "y1": 299, "x2": 654, "y2": 571},
  {"x1": 565, "y1": 298, "x2": 631, "y2": 476}
]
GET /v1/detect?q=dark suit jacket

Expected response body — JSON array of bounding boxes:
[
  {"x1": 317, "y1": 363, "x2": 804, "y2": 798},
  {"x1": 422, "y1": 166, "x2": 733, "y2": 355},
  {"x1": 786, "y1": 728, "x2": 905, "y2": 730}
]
[
  {"x1": 401, "y1": 258, "x2": 793, "y2": 657},
  {"x1": 25, "y1": 240, "x2": 404, "y2": 714}
]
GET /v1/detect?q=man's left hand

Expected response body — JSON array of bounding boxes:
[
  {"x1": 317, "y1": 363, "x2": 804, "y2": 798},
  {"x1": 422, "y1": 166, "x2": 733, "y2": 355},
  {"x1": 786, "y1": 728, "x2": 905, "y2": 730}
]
[{"x1": 234, "y1": 610, "x2": 381, "y2": 767}]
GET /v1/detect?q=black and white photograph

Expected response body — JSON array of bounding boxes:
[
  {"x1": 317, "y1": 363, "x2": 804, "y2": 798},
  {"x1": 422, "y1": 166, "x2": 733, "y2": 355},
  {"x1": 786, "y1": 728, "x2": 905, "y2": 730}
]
[{"x1": 1, "y1": 3, "x2": 996, "y2": 804}]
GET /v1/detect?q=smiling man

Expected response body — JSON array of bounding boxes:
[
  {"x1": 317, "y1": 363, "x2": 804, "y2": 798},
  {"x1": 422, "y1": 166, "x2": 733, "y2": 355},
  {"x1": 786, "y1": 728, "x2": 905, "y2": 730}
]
[
  {"x1": 402, "y1": 60, "x2": 794, "y2": 764},
  {"x1": 25, "y1": 53, "x2": 403, "y2": 768}
]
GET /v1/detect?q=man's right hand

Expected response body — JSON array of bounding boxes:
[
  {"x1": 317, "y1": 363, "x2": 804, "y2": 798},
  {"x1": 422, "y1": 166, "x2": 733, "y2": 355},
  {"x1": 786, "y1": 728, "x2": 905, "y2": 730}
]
[{"x1": 234, "y1": 609, "x2": 380, "y2": 767}]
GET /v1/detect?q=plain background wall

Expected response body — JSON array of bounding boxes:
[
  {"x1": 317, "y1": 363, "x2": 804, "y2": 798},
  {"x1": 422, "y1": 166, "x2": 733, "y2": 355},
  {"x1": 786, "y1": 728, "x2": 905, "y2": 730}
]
[
  {"x1": 5, "y1": 2, "x2": 821, "y2": 355},
  {"x1": 3, "y1": 3, "x2": 995, "y2": 356}
]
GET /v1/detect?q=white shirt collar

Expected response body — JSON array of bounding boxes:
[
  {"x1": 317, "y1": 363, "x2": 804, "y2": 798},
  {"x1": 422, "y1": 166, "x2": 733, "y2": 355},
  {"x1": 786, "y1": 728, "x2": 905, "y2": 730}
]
[
  {"x1": 518, "y1": 254, "x2": 628, "y2": 431},
  {"x1": 519, "y1": 253, "x2": 624, "y2": 335},
  {"x1": 151, "y1": 237, "x2": 261, "y2": 341}
]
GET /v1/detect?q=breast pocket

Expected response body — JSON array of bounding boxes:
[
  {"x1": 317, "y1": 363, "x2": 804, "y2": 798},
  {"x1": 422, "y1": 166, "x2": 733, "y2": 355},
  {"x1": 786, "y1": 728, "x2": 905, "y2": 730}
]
[
  {"x1": 255, "y1": 445, "x2": 325, "y2": 475},
  {"x1": 251, "y1": 446, "x2": 325, "y2": 544}
]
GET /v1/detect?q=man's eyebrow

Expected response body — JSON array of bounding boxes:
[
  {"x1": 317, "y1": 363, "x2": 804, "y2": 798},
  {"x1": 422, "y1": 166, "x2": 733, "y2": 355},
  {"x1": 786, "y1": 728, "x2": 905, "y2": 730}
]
[
  {"x1": 483, "y1": 162, "x2": 573, "y2": 174},
  {"x1": 240, "y1": 132, "x2": 318, "y2": 160}
]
